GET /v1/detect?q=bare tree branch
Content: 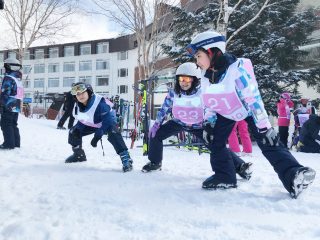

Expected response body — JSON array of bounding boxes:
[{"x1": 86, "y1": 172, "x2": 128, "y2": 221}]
[
  {"x1": 2, "y1": 0, "x2": 78, "y2": 63},
  {"x1": 226, "y1": 0, "x2": 277, "y2": 44},
  {"x1": 91, "y1": 0, "x2": 177, "y2": 80}
]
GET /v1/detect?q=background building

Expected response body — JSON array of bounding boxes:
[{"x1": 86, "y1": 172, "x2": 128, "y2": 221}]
[{"x1": 0, "y1": 35, "x2": 138, "y2": 109}]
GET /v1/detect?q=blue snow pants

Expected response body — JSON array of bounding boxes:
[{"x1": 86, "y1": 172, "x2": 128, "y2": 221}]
[
  {"x1": 148, "y1": 120, "x2": 245, "y2": 172},
  {"x1": 0, "y1": 108, "x2": 20, "y2": 148},
  {"x1": 208, "y1": 114, "x2": 303, "y2": 192},
  {"x1": 68, "y1": 124, "x2": 127, "y2": 154}
]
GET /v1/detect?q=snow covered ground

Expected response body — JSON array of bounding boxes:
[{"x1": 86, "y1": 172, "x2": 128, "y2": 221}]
[{"x1": 0, "y1": 116, "x2": 319, "y2": 240}]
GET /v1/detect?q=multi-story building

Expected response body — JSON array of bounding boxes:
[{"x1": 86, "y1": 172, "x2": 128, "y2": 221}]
[{"x1": 0, "y1": 34, "x2": 138, "y2": 105}]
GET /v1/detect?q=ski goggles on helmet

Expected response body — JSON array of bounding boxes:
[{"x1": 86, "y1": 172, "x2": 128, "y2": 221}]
[
  {"x1": 186, "y1": 36, "x2": 226, "y2": 56},
  {"x1": 178, "y1": 76, "x2": 193, "y2": 83},
  {"x1": 71, "y1": 83, "x2": 87, "y2": 95}
]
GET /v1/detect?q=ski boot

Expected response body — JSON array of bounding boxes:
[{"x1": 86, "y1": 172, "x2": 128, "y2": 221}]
[
  {"x1": 0, "y1": 144, "x2": 14, "y2": 150},
  {"x1": 202, "y1": 175, "x2": 237, "y2": 190},
  {"x1": 290, "y1": 167, "x2": 316, "y2": 199},
  {"x1": 119, "y1": 150, "x2": 133, "y2": 172},
  {"x1": 65, "y1": 147, "x2": 87, "y2": 163},
  {"x1": 236, "y1": 162, "x2": 253, "y2": 180},
  {"x1": 141, "y1": 162, "x2": 162, "y2": 172},
  {"x1": 57, "y1": 126, "x2": 66, "y2": 130}
]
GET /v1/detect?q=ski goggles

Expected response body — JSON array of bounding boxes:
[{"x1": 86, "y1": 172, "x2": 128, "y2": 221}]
[
  {"x1": 185, "y1": 36, "x2": 226, "y2": 56},
  {"x1": 71, "y1": 83, "x2": 87, "y2": 95},
  {"x1": 178, "y1": 76, "x2": 193, "y2": 83}
]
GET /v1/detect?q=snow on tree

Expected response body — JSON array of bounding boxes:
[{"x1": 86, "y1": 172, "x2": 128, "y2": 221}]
[{"x1": 162, "y1": 0, "x2": 320, "y2": 114}]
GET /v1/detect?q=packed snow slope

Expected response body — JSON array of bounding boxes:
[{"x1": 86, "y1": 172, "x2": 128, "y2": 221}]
[{"x1": 0, "y1": 116, "x2": 319, "y2": 240}]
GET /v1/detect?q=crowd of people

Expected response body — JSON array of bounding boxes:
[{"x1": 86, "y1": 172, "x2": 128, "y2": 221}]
[
  {"x1": 0, "y1": 30, "x2": 318, "y2": 199},
  {"x1": 276, "y1": 91, "x2": 320, "y2": 153}
]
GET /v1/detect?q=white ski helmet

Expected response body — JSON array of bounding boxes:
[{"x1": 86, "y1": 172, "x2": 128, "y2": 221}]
[
  {"x1": 176, "y1": 62, "x2": 201, "y2": 78},
  {"x1": 4, "y1": 57, "x2": 22, "y2": 71},
  {"x1": 186, "y1": 30, "x2": 226, "y2": 56}
]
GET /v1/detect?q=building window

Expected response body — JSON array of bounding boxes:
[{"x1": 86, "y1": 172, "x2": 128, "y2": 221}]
[
  {"x1": 8, "y1": 51, "x2": 17, "y2": 59},
  {"x1": 23, "y1": 51, "x2": 30, "y2": 60},
  {"x1": 48, "y1": 77, "x2": 60, "y2": 88},
  {"x1": 117, "y1": 85, "x2": 128, "y2": 94},
  {"x1": 96, "y1": 42, "x2": 108, "y2": 54},
  {"x1": 118, "y1": 68, "x2": 128, "y2": 77},
  {"x1": 117, "y1": 51, "x2": 128, "y2": 60},
  {"x1": 48, "y1": 63, "x2": 59, "y2": 73},
  {"x1": 34, "y1": 49, "x2": 44, "y2": 59},
  {"x1": 22, "y1": 65, "x2": 32, "y2": 74},
  {"x1": 96, "y1": 59, "x2": 109, "y2": 70},
  {"x1": 79, "y1": 60, "x2": 92, "y2": 71},
  {"x1": 79, "y1": 76, "x2": 92, "y2": 85},
  {"x1": 23, "y1": 80, "x2": 31, "y2": 88},
  {"x1": 63, "y1": 62, "x2": 75, "y2": 72},
  {"x1": 96, "y1": 75, "x2": 109, "y2": 86},
  {"x1": 63, "y1": 77, "x2": 75, "y2": 87},
  {"x1": 34, "y1": 78, "x2": 44, "y2": 88},
  {"x1": 34, "y1": 64, "x2": 45, "y2": 74},
  {"x1": 49, "y1": 48, "x2": 59, "y2": 58},
  {"x1": 80, "y1": 44, "x2": 91, "y2": 55},
  {"x1": 64, "y1": 46, "x2": 74, "y2": 57}
]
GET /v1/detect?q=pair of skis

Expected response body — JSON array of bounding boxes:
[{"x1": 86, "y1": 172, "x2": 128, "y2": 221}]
[
  {"x1": 131, "y1": 77, "x2": 154, "y2": 156},
  {"x1": 130, "y1": 81, "x2": 148, "y2": 153}
]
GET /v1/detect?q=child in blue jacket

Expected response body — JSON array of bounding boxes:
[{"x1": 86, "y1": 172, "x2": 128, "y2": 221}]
[
  {"x1": 65, "y1": 82, "x2": 133, "y2": 172},
  {"x1": 0, "y1": 58, "x2": 23, "y2": 150}
]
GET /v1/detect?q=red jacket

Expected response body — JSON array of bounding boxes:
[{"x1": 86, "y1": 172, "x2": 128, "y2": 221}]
[{"x1": 277, "y1": 99, "x2": 294, "y2": 126}]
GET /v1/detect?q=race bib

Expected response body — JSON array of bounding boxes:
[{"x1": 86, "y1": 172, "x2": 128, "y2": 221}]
[
  {"x1": 16, "y1": 87, "x2": 24, "y2": 99},
  {"x1": 202, "y1": 92, "x2": 248, "y2": 121},
  {"x1": 298, "y1": 114, "x2": 309, "y2": 127},
  {"x1": 172, "y1": 105, "x2": 203, "y2": 124}
]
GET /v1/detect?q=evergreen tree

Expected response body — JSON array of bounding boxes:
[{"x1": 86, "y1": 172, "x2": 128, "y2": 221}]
[{"x1": 162, "y1": 0, "x2": 320, "y2": 114}]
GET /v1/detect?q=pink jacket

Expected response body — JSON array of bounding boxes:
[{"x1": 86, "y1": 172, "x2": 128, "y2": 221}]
[{"x1": 277, "y1": 99, "x2": 294, "y2": 126}]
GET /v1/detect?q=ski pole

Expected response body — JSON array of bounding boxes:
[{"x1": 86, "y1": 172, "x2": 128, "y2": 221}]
[{"x1": 100, "y1": 139, "x2": 105, "y2": 156}]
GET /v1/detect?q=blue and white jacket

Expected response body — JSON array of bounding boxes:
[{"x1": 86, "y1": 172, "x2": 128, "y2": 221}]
[
  {"x1": 0, "y1": 71, "x2": 23, "y2": 113},
  {"x1": 73, "y1": 94, "x2": 117, "y2": 137}
]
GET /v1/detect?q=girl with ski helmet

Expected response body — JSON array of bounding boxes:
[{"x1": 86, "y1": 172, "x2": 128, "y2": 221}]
[{"x1": 186, "y1": 30, "x2": 315, "y2": 198}]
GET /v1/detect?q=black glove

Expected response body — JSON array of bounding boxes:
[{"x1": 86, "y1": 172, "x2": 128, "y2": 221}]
[
  {"x1": 91, "y1": 136, "x2": 101, "y2": 148},
  {"x1": 91, "y1": 129, "x2": 104, "y2": 147},
  {"x1": 203, "y1": 121, "x2": 215, "y2": 144},
  {"x1": 260, "y1": 128, "x2": 279, "y2": 146}
]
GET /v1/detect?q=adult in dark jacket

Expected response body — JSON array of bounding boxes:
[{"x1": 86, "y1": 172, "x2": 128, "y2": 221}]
[
  {"x1": 57, "y1": 91, "x2": 75, "y2": 129},
  {"x1": 298, "y1": 114, "x2": 320, "y2": 153},
  {"x1": 65, "y1": 82, "x2": 133, "y2": 172},
  {"x1": 0, "y1": 57, "x2": 23, "y2": 150}
]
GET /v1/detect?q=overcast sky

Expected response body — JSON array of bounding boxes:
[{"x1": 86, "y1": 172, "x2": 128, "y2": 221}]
[{"x1": 0, "y1": 0, "x2": 181, "y2": 51}]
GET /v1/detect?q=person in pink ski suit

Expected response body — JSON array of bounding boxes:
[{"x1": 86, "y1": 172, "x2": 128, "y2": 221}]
[
  {"x1": 228, "y1": 120, "x2": 252, "y2": 156},
  {"x1": 277, "y1": 92, "x2": 294, "y2": 148}
]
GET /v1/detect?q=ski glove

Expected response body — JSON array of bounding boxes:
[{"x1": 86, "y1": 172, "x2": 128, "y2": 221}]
[
  {"x1": 149, "y1": 122, "x2": 160, "y2": 138},
  {"x1": 260, "y1": 127, "x2": 279, "y2": 147},
  {"x1": 91, "y1": 136, "x2": 101, "y2": 148},
  {"x1": 91, "y1": 129, "x2": 104, "y2": 147},
  {"x1": 203, "y1": 121, "x2": 215, "y2": 144}
]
